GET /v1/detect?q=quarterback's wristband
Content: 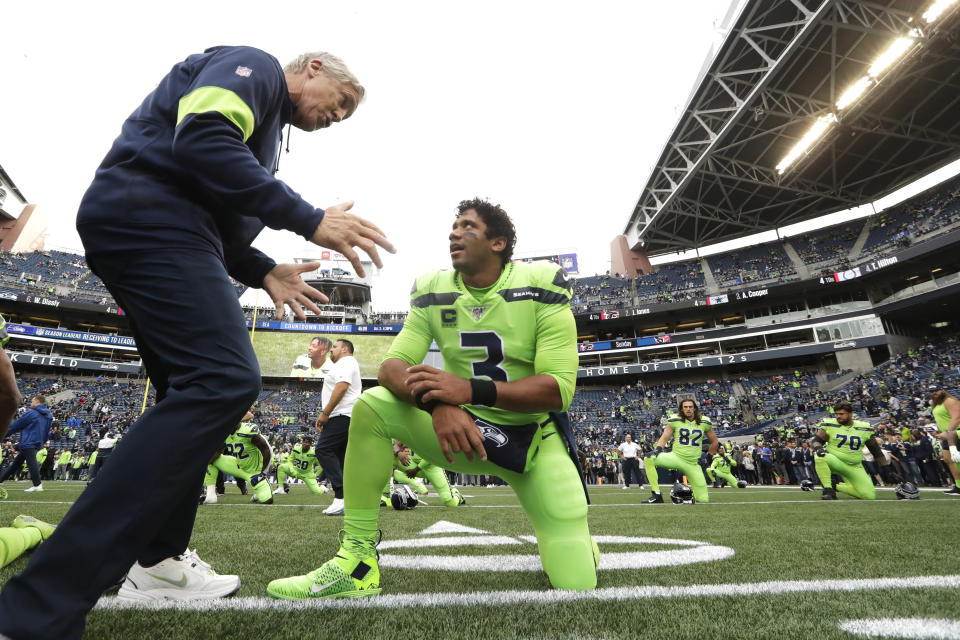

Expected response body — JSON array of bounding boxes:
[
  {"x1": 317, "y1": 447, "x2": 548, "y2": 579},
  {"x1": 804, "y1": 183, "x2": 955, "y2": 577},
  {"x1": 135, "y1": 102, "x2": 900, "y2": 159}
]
[
  {"x1": 470, "y1": 378, "x2": 498, "y2": 407},
  {"x1": 415, "y1": 391, "x2": 439, "y2": 414}
]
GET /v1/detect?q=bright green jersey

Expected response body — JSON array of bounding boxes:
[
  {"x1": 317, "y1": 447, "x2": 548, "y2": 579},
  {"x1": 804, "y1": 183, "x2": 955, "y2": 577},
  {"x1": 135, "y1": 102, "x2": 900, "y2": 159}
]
[
  {"x1": 666, "y1": 415, "x2": 712, "y2": 461},
  {"x1": 819, "y1": 418, "x2": 874, "y2": 464},
  {"x1": 58, "y1": 451, "x2": 71, "y2": 465},
  {"x1": 223, "y1": 422, "x2": 267, "y2": 472},
  {"x1": 72, "y1": 455, "x2": 84, "y2": 469},
  {"x1": 289, "y1": 354, "x2": 330, "y2": 378},
  {"x1": 288, "y1": 443, "x2": 320, "y2": 476},
  {"x1": 0, "y1": 314, "x2": 8, "y2": 348},
  {"x1": 386, "y1": 260, "x2": 577, "y2": 426},
  {"x1": 933, "y1": 403, "x2": 954, "y2": 432},
  {"x1": 36, "y1": 448, "x2": 48, "y2": 464},
  {"x1": 88, "y1": 451, "x2": 97, "y2": 466},
  {"x1": 710, "y1": 454, "x2": 735, "y2": 472}
]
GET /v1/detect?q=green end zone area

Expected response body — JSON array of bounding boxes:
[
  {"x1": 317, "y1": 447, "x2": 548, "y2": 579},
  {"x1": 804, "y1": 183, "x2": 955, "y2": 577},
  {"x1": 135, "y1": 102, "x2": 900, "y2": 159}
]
[{"x1": 1, "y1": 482, "x2": 956, "y2": 639}]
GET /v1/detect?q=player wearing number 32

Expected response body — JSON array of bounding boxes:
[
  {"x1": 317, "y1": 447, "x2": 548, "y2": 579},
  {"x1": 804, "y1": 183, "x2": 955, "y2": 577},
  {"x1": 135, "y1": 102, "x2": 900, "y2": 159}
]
[
  {"x1": 645, "y1": 399, "x2": 719, "y2": 504},
  {"x1": 202, "y1": 406, "x2": 274, "y2": 505},
  {"x1": 268, "y1": 198, "x2": 597, "y2": 599}
]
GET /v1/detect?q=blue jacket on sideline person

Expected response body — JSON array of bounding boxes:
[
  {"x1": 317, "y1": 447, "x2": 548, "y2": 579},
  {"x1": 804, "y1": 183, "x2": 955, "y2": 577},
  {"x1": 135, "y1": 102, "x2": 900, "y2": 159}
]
[{"x1": 8, "y1": 403, "x2": 53, "y2": 449}]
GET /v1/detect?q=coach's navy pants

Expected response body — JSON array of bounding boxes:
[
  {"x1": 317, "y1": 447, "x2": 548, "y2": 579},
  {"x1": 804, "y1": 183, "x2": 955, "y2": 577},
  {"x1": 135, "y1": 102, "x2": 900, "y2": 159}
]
[
  {"x1": 0, "y1": 447, "x2": 41, "y2": 487},
  {"x1": 0, "y1": 247, "x2": 261, "y2": 640}
]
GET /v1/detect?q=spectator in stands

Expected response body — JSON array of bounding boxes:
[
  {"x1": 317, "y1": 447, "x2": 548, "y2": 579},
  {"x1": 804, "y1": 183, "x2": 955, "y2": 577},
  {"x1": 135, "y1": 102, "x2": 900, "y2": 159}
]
[
  {"x1": 861, "y1": 443, "x2": 883, "y2": 488},
  {"x1": 39, "y1": 442, "x2": 55, "y2": 481},
  {"x1": 0, "y1": 48, "x2": 396, "y2": 638},
  {"x1": 785, "y1": 440, "x2": 803, "y2": 483},
  {"x1": 800, "y1": 440, "x2": 817, "y2": 484},
  {"x1": 911, "y1": 428, "x2": 940, "y2": 486},
  {"x1": 758, "y1": 443, "x2": 774, "y2": 484}
]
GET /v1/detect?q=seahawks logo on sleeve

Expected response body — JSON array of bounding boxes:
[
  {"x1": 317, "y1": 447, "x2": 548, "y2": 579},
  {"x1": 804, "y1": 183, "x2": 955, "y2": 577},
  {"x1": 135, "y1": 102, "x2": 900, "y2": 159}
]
[{"x1": 552, "y1": 267, "x2": 571, "y2": 291}]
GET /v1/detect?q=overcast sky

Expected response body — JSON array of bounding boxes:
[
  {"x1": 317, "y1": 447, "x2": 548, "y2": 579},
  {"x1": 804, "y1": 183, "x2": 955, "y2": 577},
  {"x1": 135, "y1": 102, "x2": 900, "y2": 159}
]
[{"x1": 2, "y1": 1, "x2": 742, "y2": 310}]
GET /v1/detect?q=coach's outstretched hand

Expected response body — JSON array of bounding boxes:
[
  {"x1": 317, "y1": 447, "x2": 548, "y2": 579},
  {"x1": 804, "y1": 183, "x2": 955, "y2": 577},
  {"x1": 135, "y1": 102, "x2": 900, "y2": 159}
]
[
  {"x1": 264, "y1": 262, "x2": 330, "y2": 320},
  {"x1": 311, "y1": 201, "x2": 396, "y2": 278}
]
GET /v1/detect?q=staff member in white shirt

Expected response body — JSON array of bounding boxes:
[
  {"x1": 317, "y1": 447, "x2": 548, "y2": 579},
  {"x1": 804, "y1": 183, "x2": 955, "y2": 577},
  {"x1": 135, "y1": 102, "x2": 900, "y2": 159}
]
[
  {"x1": 618, "y1": 433, "x2": 643, "y2": 490},
  {"x1": 315, "y1": 338, "x2": 362, "y2": 515}
]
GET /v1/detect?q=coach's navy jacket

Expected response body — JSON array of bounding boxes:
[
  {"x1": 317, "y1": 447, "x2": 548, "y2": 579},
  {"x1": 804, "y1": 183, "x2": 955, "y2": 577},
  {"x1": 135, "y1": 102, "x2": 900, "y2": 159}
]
[
  {"x1": 7, "y1": 404, "x2": 52, "y2": 449},
  {"x1": 76, "y1": 46, "x2": 323, "y2": 287}
]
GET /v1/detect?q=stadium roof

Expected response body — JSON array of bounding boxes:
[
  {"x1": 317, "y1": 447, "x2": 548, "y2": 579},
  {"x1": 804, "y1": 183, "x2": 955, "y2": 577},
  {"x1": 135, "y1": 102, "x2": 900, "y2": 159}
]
[
  {"x1": 626, "y1": 0, "x2": 960, "y2": 256},
  {"x1": 0, "y1": 164, "x2": 27, "y2": 205}
]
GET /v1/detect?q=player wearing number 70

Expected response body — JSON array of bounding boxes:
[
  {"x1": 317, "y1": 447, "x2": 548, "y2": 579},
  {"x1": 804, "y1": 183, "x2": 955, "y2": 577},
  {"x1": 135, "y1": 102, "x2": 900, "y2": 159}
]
[
  {"x1": 268, "y1": 198, "x2": 597, "y2": 600},
  {"x1": 644, "y1": 399, "x2": 719, "y2": 503},
  {"x1": 807, "y1": 402, "x2": 888, "y2": 500}
]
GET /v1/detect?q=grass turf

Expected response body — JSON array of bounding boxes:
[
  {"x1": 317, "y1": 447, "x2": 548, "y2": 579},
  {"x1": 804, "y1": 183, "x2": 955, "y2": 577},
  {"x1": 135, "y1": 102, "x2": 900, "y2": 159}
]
[{"x1": 1, "y1": 481, "x2": 957, "y2": 639}]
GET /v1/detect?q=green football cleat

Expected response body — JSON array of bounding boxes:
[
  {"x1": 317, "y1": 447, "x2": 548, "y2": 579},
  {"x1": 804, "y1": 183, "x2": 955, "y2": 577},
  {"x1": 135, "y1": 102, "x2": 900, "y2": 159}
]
[
  {"x1": 267, "y1": 549, "x2": 381, "y2": 599},
  {"x1": 12, "y1": 515, "x2": 56, "y2": 540}
]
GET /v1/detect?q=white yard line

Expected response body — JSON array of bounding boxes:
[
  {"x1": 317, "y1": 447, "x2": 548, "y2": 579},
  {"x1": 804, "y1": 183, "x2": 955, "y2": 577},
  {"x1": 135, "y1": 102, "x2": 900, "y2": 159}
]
[
  {"x1": 839, "y1": 617, "x2": 960, "y2": 639},
  {"x1": 94, "y1": 574, "x2": 960, "y2": 612}
]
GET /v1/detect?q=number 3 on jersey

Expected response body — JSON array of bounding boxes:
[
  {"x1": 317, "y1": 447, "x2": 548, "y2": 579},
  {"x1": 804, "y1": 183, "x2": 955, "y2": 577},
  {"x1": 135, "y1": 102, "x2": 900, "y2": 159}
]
[{"x1": 460, "y1": 331, "x2": 509, "y2": 382}]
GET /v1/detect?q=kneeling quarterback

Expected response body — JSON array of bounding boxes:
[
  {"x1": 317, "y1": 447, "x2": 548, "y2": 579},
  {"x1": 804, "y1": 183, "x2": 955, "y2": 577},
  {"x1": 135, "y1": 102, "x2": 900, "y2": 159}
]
[{"x1": 268, "y1": 198, "x2": 595, "y2": 599}]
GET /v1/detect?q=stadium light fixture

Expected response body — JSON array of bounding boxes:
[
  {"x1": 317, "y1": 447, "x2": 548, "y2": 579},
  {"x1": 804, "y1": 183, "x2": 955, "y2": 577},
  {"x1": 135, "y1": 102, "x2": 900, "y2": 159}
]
[
  {"x1": 835, "y1": 76, "x2": 872, "y2": 111},
  {"x1": 923, "y1": 0, "x2": 958, "y2": 23},
  {"x1": 776, "y1": 113, "x2": 837, "y2": 175},
  {"x1": 868, "y1": 36, "x2": 916, "y2": 78}
]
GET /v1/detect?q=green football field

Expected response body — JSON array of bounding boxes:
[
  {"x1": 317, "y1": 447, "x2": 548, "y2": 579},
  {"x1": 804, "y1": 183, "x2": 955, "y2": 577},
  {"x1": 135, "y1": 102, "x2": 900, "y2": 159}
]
[{"x1": 1, "y1": 481, "x2": 957, "y2": 639}]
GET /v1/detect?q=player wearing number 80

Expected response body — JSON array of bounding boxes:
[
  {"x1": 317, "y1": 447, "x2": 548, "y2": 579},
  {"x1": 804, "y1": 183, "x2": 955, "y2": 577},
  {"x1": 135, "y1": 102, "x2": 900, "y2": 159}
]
[
  {"x1": 274, "y1": 436, "x2": 327, "y2": 496},
  {"x1": 268, "y1": 198, "x2": 596, "y2": 599},
  {"x1": 645, "y1": 399, "x2": 718, "y2": 503},
  {"x1": 808, "y1": 402, "x2": 888, "y2": 500}
]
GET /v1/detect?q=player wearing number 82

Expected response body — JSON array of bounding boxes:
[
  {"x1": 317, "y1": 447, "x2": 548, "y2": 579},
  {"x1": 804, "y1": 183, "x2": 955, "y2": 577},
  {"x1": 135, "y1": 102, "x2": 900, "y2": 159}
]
[
  {"x1": 645, "y1": 399, "x2": 719, "y2": 503},
  {"x1": 268, "y1": 198, "x2": 596, "y2": 599}
]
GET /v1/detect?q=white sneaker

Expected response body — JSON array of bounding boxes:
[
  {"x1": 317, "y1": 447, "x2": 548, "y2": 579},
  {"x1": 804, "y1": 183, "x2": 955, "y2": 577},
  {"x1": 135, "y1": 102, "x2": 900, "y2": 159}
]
[
  {"x1": 25, "y1": 484, "x2": 44, "y2": 493},
  {"x1": 117, "y1": 549, "x2": 240, "y2": 601},
  {"x1": 323, "y1": 498, "x2": 344, "y2": 515},
  {"x1": 622, "y1": 486, "x2": 629, "y2": 490},
  {"x1": 203, "y1": 487, "x2": 217, "y2": 505},
  {"x1": 272, "y1": 487, "x2": 286, "y2": 495}
]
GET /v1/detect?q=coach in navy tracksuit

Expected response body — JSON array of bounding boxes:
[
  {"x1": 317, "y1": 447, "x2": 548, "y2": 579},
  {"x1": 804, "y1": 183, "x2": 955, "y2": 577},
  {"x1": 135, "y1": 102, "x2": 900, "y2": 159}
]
[
  {"x1": 0, "y1": 46, "x2": 393, "y2": 640},
  {"x1": 0, "y1": 396, "x2": 52, "y2": 488}
]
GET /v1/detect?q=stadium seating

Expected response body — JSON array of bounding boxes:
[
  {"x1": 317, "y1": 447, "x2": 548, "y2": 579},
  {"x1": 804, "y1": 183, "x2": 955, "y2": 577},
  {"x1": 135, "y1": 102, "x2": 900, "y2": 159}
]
[
  {"x1": 2, "y1": 171, "x2": 959, "y2": 317},
  {"x1": 708, "y1": 241, "x2": 797, "y2": 287},
  {"x1": 791, "y1": 224, "x2": 860, "y2": 266},
  {"x1": 634, "y1": 260, "x2": 705, "y2": 305},
  {"x1": 571, "y1": 274, "x2": 633, "y2": 313}
]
